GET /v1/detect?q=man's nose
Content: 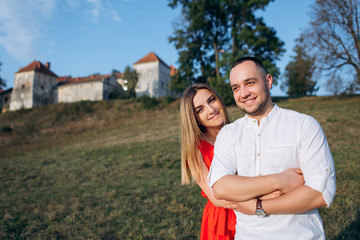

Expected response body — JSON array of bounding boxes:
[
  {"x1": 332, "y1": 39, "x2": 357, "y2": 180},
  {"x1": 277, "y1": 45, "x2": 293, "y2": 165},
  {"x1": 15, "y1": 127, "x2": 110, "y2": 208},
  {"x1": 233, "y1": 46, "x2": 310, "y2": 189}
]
[{"x1": 240, "y1": 87, "x2": 250, "y2": 98}]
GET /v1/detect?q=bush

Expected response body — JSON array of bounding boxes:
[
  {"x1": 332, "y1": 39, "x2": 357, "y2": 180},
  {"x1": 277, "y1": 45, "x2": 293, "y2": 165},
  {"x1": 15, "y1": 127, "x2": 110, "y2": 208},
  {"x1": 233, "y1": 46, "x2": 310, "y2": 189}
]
[
  {"x1": 1, "y1": 125, "x2": 12, "y2": 133},
  {"x1": 137, "y1": 96, "x2": 160, "y2": 110}
]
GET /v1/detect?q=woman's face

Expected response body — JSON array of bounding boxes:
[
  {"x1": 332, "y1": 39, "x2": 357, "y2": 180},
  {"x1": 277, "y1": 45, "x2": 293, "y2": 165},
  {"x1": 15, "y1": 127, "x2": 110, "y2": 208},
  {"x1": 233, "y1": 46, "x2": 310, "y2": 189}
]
[{"x1": 193, "y1": 89, "x2": 225, "y2": 129}]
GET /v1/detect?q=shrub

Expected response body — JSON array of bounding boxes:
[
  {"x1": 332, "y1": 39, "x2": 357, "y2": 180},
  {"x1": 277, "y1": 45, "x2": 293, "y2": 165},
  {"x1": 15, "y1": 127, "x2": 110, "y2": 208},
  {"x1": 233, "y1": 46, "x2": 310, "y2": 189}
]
[
  {"x1": 1, "y1": 125, "x2": 12, "y2": 133},
  {"x1": 137, "y1": 96, "x2": 160, "y2": 110}
]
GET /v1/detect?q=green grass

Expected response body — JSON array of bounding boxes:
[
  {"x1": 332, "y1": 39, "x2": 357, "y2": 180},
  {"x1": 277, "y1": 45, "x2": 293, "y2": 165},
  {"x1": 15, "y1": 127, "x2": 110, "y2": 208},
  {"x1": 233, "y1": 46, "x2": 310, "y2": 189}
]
[{"x1": 0, "y1": 96, "x2": 359, "y2": 239}]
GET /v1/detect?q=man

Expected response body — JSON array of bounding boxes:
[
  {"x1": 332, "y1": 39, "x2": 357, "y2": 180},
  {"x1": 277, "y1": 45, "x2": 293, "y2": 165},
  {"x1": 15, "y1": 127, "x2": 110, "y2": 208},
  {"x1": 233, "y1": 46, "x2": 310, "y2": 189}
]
[{"x1": 208, "y1": 57, "x2": 336, "y2": 239}]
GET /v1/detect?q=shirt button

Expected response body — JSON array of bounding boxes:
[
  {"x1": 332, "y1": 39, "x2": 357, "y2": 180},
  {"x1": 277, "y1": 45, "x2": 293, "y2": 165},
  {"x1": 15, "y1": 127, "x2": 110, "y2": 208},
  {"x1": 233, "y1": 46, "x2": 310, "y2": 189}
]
[
  {"x1": 258, "y1": 134, "x2": 261, "y2": 137},
  {"x1": 257, "y1": 153, "x2": 260, "y2": 156}
]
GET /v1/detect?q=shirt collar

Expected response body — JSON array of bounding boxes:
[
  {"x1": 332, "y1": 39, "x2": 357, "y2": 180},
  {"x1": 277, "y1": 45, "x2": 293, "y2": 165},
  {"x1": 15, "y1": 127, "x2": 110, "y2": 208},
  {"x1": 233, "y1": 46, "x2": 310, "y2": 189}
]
[{"x1": 244, "y1": 104, "x2": 279, "y2": 126}]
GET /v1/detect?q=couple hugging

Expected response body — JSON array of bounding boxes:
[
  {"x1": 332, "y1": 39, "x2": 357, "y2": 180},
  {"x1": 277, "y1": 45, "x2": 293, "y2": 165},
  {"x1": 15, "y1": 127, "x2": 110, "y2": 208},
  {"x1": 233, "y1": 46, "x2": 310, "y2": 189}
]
[{"x1": 180, "y1": 57, "x2": 336, "y2": 240}]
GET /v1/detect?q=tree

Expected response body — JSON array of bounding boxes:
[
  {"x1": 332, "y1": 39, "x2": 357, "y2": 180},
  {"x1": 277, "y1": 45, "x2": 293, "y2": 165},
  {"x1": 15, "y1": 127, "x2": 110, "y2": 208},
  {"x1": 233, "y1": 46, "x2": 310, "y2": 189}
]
[
  {"x1": 123, "y1": 65, "x2": 138, "y2": 98},
  {"x1": 282, "y1": 37, "x2": 318, "y2": 97},
  {"x1": 168, "y1": 0, "x2": 284, "y2": 101},
  {"x1": 0, "y1": 62, "x2": 6, "y2": 89},
  {"x1": 306, "y1": 0, "x2": 360, "y2": 89},
  {"x1": 112, "y1": 69, "x2": 120, "y2": 74},
  {"x1": 326, "y1": 73, "x2": 344, "y2": 96}
]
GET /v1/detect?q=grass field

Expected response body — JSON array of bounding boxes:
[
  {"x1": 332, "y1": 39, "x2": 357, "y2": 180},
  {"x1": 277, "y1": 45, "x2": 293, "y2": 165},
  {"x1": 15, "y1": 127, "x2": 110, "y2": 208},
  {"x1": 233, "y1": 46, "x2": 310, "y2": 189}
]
[{"x1": 0, "y1": 96, "x2": 359, "y2": 239}]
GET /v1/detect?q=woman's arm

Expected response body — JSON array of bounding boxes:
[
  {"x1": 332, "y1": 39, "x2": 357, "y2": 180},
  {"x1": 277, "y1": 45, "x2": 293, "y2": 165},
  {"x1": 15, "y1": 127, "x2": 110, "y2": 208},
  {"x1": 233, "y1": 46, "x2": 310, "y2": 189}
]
[{"x1": 195, "y1": 158, "x2": 234, "y2": 208}]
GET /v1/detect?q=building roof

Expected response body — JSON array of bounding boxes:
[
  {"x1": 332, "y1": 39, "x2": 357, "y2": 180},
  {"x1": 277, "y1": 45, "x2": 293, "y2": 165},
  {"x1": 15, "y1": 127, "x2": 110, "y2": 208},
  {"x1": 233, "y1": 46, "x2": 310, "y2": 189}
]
[
  {"x1": 169, "y1": 65, "x2": 178, "y2": 77},
  {"x1": 134, "y1": 51, "x2": 169, "y2": 68},
  {"x1": 57, "y1": 76, "x2": 72, "y2": 86},
  {"x1": 16, "y1": 61, "x2": 58, "y2": 78},
  {"x1": 115, "y1": 73, "x2": 124, "y2": 79},
  {"x1": 58, "y1": 74, "x2": 110, "y2": 87}
]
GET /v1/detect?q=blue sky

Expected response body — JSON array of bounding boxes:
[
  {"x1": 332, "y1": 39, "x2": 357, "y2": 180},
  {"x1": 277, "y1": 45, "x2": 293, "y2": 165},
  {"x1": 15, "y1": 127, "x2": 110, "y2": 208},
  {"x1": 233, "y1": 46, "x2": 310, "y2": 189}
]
[{"x1": 0, "y1": 0, "x2": 318, "y2": 96}]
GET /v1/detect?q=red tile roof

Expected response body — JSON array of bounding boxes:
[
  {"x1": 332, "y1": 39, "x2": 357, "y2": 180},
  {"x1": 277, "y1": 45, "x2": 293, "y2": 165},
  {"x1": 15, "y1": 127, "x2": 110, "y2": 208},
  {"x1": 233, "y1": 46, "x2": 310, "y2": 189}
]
[
  {"x1": 115, "y1": 73, "x2": 124, "y2": 79},
  {"x1": 16, "y1": 61, "x2": 58, "y2": 78},
  {"x1": 57, "y1": 76, "x2": 71, "y2": 83},
  {"x1": 59, "y1": 74, "x2": 110, "y2": 86},
  {"x1": 170, "y1": 65, "x2": 178, "y2": 77},
  {"x1": 134, "y1": 51, "x2": 169, "y2": 68}
]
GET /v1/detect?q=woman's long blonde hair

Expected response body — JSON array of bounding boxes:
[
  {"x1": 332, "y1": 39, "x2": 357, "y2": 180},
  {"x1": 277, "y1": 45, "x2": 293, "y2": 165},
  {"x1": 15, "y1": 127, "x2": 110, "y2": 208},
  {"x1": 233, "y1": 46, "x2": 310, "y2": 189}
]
[{"x1": 180, "y1": 83, "x2": 230, "y2": 185}]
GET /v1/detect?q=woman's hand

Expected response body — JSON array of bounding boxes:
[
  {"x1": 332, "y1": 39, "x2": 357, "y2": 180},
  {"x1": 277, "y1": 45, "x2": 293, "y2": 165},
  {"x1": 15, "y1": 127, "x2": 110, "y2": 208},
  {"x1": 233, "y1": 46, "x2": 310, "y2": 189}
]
[
  {"x1": 279, "y1": 168, "x2": 304, "y2": 193},
  {"x1": 259, "y1": 190, "x2": 283, "y2": 200}
]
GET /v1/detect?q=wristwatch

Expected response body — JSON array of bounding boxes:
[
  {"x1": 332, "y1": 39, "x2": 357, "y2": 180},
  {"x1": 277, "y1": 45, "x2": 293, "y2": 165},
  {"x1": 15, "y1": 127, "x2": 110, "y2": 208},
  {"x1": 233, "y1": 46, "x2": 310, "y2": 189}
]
[{"x1": 255, "y1": 199, "x2": 268, "y2": 218}]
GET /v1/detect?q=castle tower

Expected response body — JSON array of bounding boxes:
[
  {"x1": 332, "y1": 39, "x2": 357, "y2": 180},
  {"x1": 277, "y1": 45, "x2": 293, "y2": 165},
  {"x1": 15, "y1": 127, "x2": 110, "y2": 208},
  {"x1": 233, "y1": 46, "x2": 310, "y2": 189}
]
[
  {"x1": 133, "y1": 52, "x2": 171, "y2": 98},
  {"x1": 9, "y1": 61, "x2": 58, "y2": 111}
]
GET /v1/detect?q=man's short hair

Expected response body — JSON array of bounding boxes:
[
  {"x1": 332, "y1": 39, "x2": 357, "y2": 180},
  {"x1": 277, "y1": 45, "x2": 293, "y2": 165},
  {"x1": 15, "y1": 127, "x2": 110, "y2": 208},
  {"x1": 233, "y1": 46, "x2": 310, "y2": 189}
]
[{"x1": 230, "y1": 56, "x2": 267, "y2": 74}]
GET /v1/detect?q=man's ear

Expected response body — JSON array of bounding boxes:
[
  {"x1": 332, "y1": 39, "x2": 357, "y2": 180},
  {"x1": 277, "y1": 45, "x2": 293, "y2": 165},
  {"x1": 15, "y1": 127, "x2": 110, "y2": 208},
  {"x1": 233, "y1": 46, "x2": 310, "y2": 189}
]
[{"x1": 265, "y1": 74, "x2": 273, "y2": 90}]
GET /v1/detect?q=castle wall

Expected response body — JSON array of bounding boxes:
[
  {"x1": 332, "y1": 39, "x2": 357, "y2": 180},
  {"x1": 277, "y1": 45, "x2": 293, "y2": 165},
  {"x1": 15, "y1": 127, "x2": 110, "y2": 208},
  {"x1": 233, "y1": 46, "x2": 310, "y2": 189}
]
[
  {"x1": 58, "y1": 81, "x2": 104, "y2": 103},
  {"x1": 9, "y1": 72, "x2": 35, "y2": 111},
  {"x1": 133, "y1": 61, "x2": 159, "y2": 98},
  {"x1": 158, "y1": 63, "x2": 171, "y2": 97},
  {"x1": 32, "y1": 72, "x2": 58, "y2": 107}
]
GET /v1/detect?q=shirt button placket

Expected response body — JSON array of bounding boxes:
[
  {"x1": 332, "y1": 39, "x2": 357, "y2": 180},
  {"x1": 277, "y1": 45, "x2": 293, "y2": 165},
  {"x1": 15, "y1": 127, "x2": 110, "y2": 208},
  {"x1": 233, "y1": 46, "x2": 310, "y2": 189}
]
[{"x1": 256, "y1": 124, "x2": 262, "y2": 176}]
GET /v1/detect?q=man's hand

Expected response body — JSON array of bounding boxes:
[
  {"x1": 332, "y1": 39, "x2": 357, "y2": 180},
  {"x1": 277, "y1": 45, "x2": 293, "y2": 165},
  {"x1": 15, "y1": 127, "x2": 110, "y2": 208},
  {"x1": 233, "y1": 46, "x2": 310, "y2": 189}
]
[
  {"x1": 224, "y1": 199, "x2": 257, "y2": 215},
  {"x1": 279, "y1": 168, "x2": 304, "y2": 193}
]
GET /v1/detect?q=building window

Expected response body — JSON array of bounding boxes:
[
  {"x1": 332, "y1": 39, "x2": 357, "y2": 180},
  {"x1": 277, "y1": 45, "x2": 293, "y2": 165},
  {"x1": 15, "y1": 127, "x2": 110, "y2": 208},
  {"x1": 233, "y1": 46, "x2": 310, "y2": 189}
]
[
  {"x1": 22, "y1": 84, "x2": 25, "y2": 89},
  {"x1": 41, "y1": 85, "x2": 44, "y2": 90},
  {"x1": 4, "y1": 97, "x2": 8, "y2": 103},
  {"x1": 161, "y1": 81, "x2": 164, "y2": 89}
]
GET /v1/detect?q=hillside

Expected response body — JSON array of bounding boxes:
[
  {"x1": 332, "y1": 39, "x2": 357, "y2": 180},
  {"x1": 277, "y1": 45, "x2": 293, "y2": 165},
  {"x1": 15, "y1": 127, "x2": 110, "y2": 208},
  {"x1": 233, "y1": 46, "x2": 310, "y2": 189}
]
[{"x1": 0, "y1": 96, "x2": 359, "y2": 239}]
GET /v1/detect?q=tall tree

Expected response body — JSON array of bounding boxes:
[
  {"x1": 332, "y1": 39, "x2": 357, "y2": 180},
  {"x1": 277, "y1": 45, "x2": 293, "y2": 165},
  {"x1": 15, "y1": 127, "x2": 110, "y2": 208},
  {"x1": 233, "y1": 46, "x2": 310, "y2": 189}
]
[
  {"x1": 282, "y1": 37, "x2": 318, "y2": 97},
  {"x1": 306, "y1": 0, "x2": 360, "y2": 88},
  {"x1": 0, "y1": 62, "x2": 6, "y2": 89},
  {"x1": 123, "y1": 65, "x2": 138, "y2": 98},
  {"x1": 225, "y1": 0, "x2": 284, "y2": 78},
  {"x1": 168, "y1": 0, "x2": 284, "y2": 99},
  {"x1": 169, "y1": 0, "x2": 227, "y2": 89}
]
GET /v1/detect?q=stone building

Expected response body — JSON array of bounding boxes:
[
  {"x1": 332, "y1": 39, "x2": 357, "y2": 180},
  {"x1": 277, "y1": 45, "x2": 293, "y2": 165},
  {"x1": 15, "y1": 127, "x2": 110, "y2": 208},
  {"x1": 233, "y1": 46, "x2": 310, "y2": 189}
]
[
  {"x1": 133, "y1": 52, "x2": 171, "y2": 98},
  {"x1": 57, "y1": 73, "x2": 124, "y2": 103},
  {"x1": 5, "y1": 52, "x2": 175, "y2": 112},
  {"x1": 9, "y1": 61, "x2": 58, "y2": 111},
  {"x1": 0, "y1": 88, "x2": 12, "y2": 113}
]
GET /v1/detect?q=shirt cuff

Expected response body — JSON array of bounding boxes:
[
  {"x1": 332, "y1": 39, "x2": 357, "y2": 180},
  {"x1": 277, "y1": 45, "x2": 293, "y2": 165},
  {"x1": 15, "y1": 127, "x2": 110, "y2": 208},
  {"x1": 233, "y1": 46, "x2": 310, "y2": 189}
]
[{"x1": 304, "y1": 167, "x2": 336, "y2": 207}]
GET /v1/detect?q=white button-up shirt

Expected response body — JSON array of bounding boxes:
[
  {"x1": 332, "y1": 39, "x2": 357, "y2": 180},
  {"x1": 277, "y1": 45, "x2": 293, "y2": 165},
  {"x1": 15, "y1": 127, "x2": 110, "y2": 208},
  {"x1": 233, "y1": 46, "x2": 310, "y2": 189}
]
[{"x1": 209, "y1": 105, "x2": 336, "y2": 240}]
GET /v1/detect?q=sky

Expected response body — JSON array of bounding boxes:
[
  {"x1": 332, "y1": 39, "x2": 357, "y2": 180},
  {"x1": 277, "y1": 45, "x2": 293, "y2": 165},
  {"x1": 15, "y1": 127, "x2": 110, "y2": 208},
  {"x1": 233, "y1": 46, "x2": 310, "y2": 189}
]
[{"x1": 0, "y1": 0, "x2": 319, "y2": 96}]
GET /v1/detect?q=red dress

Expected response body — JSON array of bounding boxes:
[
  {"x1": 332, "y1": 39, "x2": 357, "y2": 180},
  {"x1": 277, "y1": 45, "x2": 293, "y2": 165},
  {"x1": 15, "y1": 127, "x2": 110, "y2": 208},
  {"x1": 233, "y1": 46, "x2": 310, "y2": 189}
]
[{"x1": 198, "y1": 140, "x2": 236, "y2": 240}]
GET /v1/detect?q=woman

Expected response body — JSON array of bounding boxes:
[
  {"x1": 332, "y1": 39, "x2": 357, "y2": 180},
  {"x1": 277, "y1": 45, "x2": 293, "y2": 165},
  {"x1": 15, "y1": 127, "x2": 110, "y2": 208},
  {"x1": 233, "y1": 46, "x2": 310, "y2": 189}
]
[
  {"x1": 180, "y1": 83, "x2": 235, "y2": 239},
  {"x1": 180, "y1": 83, "x2": 303, "y2": 240}
]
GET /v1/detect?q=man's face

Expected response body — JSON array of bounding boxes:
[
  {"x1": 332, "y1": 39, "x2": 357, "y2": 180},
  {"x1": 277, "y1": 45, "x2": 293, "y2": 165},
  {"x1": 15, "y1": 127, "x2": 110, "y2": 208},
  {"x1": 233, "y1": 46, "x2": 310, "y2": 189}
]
[{"x1": 229, "y1": 61, "x2": 273, "y2": 120}]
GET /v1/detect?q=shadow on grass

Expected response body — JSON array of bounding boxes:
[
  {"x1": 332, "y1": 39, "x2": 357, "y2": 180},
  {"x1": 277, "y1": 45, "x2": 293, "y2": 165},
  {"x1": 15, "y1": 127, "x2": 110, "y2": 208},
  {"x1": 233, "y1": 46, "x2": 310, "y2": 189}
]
[{"x1": 334, "y1": 210, "x2": 360, "y2": 240}]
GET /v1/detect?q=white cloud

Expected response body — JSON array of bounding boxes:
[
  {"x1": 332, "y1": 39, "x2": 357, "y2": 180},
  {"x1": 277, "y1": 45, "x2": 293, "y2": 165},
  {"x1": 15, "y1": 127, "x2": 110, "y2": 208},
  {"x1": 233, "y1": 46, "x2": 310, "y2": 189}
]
[
  {"x1": 0, "y1": 0, "x2": 56, "y2": 60},
  {"x1": 84, "y1": 0, "x2": 122, "y2": 23}
]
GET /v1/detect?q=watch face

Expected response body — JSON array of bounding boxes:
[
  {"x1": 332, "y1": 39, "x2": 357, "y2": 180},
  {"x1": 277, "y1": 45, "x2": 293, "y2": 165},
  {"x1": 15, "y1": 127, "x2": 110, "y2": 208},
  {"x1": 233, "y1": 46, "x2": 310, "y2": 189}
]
[{"x1": 256, "y1": 209, "x2": 267, "y2": 218}]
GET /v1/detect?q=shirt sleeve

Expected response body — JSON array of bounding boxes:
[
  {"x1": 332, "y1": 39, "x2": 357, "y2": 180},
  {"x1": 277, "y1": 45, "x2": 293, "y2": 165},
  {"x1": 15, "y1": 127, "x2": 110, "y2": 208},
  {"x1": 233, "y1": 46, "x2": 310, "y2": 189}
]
[
  {"x1": 208, "y1": 126, "x2": 237, "y2": 189},
  {"x1": 299, "y1": 116, "x2": 336, "y2": 207}
]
